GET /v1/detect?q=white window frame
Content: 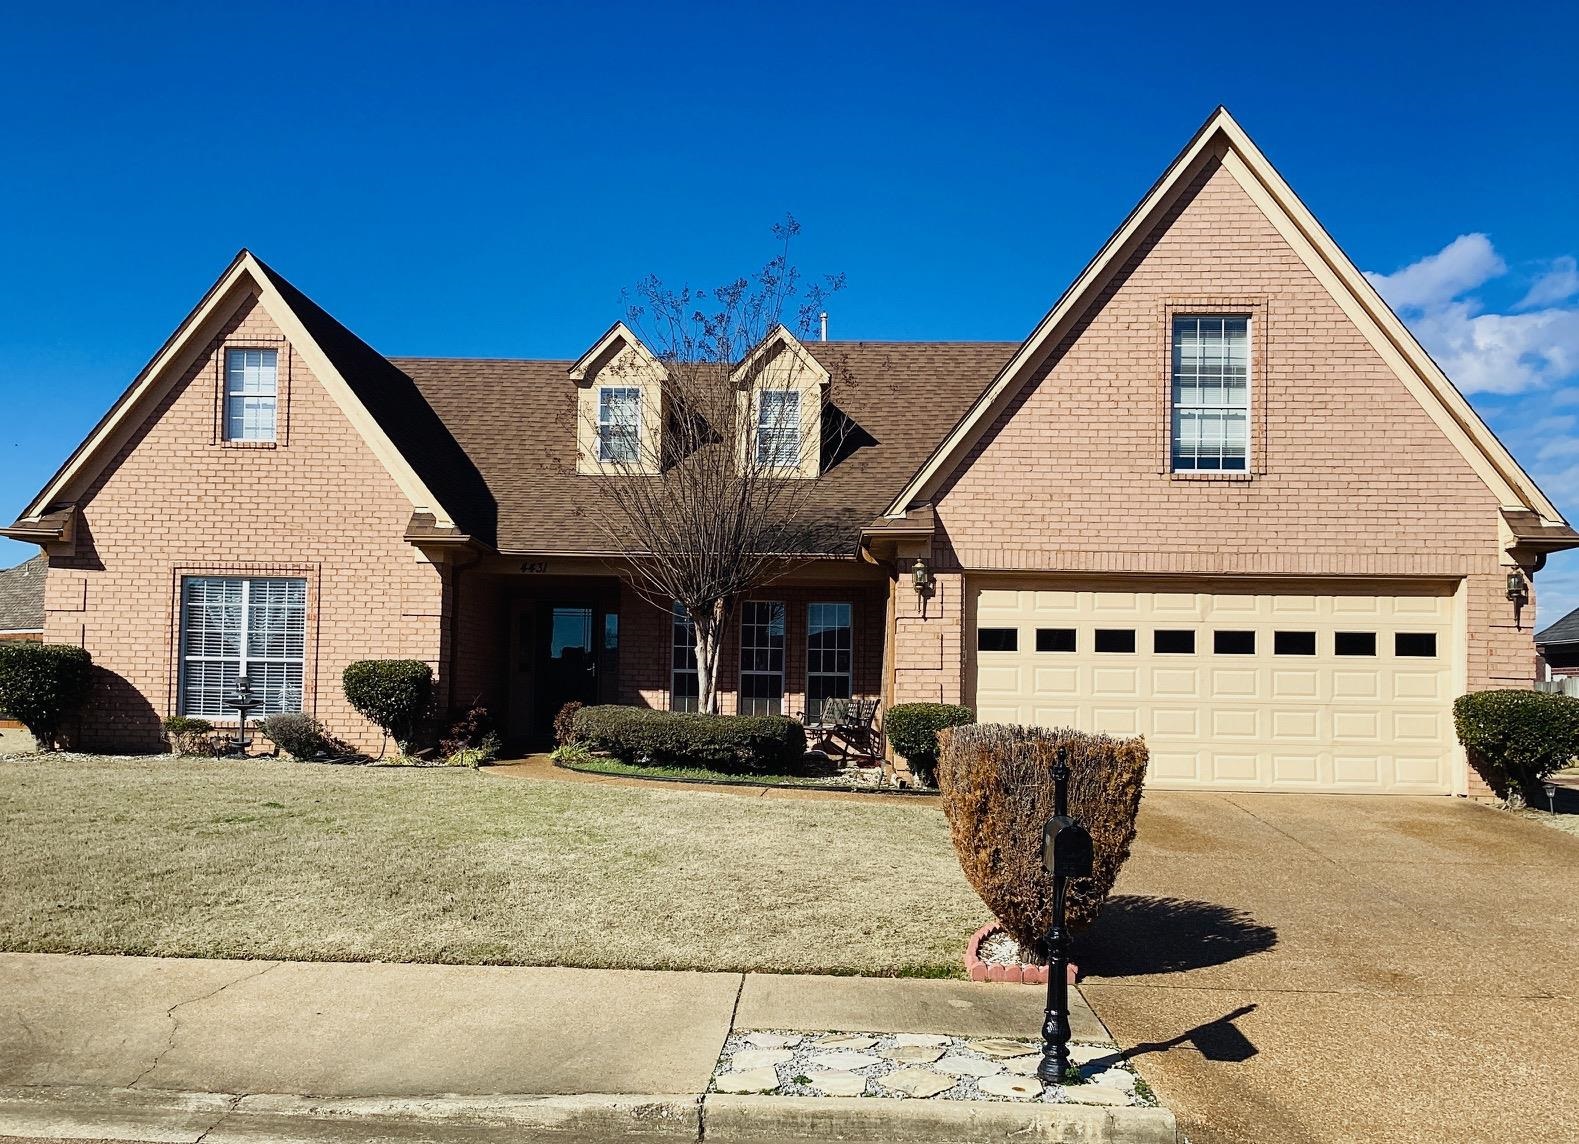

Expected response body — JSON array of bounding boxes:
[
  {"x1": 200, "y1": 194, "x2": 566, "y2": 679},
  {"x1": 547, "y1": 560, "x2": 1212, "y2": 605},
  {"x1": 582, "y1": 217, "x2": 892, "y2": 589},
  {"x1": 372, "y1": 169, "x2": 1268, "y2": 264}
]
[
  {"x1": 179, "y1": 576, "x2": 307, "y2": 718},
  {"x1": 597, "y1": 385, "x2": 642, "y2": 463},
  {"x1": 670, "y1": 602, "x2": 699, "y2": 712},
  {"x1": 806, "y1": 602, "x2": 852, "y2": 712},
  {"x1": 738, "y1": 600, "x2": 786, "y2": 715},
  {"x1": 224, "y1": 348, "x2": 279, "y2": 442},
  {"x1": 1170, "y1": 315, "x2": 1250, "y2": 472},
  {"x1": 754, "y1": 389, "x2": 801, "y2": 468}
]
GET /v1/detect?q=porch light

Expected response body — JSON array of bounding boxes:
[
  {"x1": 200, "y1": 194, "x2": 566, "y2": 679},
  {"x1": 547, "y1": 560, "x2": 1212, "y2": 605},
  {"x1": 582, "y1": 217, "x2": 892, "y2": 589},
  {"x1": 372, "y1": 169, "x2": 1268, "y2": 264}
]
[
  {"x1": 1506, "y1": 569, "x2": 1528, "y2": 603},
  {"x1": 1544, "y1": 780, "x2": 1558, "y2": 814},
  {"x1": 912, "y1": 558, "x2": 932, "y2": 596}
]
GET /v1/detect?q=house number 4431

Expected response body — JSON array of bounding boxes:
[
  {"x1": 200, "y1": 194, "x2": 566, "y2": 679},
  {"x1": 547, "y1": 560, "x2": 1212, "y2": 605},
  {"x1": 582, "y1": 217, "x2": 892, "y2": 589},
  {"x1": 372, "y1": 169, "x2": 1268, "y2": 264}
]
[{"x1": 519, "y1": 561, "x2": 549, "y2": 574}]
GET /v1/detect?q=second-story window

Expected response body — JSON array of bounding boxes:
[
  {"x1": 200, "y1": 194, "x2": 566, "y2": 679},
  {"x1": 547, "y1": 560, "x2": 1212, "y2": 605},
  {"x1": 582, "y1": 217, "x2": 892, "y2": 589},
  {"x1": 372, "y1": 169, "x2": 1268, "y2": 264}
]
[
  {"x1": 755, "y1": 389, "x2": 801, "y2": 467},
  {"x1": 1171, "y1": 316, "x2": 1248, "y2": 472},
  {"x1": 597, "y1": 386, "x2": 641, "y2": 463},
  {"x1": 225, "y1": 348, "x2": 278, "y2": 442}
]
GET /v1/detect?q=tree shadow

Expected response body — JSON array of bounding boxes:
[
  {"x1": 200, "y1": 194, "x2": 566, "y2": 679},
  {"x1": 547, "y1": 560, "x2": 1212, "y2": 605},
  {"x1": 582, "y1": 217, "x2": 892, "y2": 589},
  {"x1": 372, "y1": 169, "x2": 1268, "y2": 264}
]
[{"x1": 1078, "y1": 895, "x2": 1278, "y2": 977}]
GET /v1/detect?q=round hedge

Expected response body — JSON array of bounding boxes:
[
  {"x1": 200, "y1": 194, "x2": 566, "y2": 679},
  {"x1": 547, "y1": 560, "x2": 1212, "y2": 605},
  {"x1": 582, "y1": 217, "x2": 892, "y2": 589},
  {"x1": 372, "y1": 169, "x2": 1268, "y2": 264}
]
[
  {"x1": 0, "y1": 642, "x2": 92, "y2": 749},
  {"x1": 342, "y1": 659, "x2": 433, "y2": 750},
  {"x1": 1454, "y1": 688, "x2": 1579, "y2": 803}
]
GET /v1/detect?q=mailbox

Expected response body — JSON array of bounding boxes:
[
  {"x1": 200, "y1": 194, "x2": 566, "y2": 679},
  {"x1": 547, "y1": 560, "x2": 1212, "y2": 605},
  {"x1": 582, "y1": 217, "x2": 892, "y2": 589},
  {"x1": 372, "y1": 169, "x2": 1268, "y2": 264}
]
[{"x1": 1042, "y1": 815, "x2": 1093, "y2": 880}]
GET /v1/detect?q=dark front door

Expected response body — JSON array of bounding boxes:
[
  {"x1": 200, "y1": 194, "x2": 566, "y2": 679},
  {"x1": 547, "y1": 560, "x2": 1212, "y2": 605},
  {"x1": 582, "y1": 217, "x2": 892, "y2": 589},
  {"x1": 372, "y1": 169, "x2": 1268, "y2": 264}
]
[{"x1": 536, "y1": 605, "x2": 599, "y2": 741}]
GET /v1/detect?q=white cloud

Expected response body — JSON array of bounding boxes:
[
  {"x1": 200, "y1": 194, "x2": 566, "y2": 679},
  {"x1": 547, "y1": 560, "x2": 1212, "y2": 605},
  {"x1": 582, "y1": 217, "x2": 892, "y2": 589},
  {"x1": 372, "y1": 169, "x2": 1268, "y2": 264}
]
[
  {"x1": 1364, "y1": 233, "x2": 1504, "y2": 311},
  {"x1": 1519, "y1": 256, "x2": 1579, "y2": 310}
]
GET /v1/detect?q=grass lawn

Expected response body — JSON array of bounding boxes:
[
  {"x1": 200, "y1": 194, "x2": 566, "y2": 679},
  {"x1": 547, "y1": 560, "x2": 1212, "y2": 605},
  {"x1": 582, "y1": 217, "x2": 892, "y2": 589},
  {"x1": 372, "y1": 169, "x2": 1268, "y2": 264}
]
[{"x1": 0, "y1": 755, "x2": 986, "y2": 975}]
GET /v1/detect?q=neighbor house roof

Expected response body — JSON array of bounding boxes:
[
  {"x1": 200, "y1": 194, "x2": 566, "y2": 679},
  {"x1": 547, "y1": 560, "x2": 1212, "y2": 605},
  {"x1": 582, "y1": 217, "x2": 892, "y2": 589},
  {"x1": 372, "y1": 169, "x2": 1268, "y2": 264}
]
[
  {"x1": 396, "y1": 341, "x2": 1015, "y2": 554},
  {"x1": 0, "y1": 555, "x2": 45, "y2": 633},
  {"x1": 1536, "y1": 607, "x2": 1579, "y2": 648}
]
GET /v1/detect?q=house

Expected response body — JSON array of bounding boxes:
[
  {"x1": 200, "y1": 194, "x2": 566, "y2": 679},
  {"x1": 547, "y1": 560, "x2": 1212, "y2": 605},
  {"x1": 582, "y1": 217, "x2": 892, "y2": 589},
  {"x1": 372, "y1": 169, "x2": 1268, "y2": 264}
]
[
  {"x1": 5, "y1": 108, "x2": 1574, "y2": 795},
  {"x1": 1535, "y1": 608, "x2": 1579, "y2": 680},
  {"x1": 0, "y1": 555, "x2": 45, "y2": 643}
]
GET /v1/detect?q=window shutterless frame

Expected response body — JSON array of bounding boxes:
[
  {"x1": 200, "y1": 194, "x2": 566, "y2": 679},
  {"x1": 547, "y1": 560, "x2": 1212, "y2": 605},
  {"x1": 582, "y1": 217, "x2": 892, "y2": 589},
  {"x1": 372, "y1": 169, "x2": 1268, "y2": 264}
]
[
  {"x1": 596, "y1": 386, "x2": 641, "y2": 463},
  {"x1": 738, "y1": 600, "x2": 786, "y2": 715},
  {"x1": 755, "y1": 389, "x2": 801, "y2": 467},
  {"x1": 806, "y1": 602, "x2": 853, "y2": 711},
  {"x1": 224, "y1": 348, "x2": 279, "y2": 442},
  {"x1": 1170, "y1": 315, "x2": 1250, "y2": 472},
  {"x1": 179, "y1": 576, "x2": 306, "y2": 718},
  {"x1": 670, "y1": 602, "x2": 699, "y2": 712}
]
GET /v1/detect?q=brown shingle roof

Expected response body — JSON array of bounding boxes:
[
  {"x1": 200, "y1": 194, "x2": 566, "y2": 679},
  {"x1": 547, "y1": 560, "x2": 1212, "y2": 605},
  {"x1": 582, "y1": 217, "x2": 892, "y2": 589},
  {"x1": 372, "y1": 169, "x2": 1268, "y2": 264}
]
[
  {"x1": 394, "y1": 341, "x2": 1014, "y2": 554},
  {"x1": 0, "y1": 554, "x2": 45, "y2": 633}
]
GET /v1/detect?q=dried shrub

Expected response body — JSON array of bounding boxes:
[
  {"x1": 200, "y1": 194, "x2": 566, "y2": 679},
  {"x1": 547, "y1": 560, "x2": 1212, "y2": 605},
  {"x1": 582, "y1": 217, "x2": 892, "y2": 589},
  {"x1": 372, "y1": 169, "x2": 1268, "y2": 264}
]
[
  {"x1": 937, "y1": 723, "x2": 1148, "y2": 953},
  {"x1": 554, "y1": 700, "x2": 584, "y2": 746}
]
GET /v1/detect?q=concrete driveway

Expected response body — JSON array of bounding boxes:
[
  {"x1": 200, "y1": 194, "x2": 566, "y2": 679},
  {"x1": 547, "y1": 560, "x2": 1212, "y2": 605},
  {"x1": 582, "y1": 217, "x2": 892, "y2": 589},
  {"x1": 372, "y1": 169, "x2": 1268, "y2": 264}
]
[{"x1": 1077, "y1": 791, "x2": 1579, "y2": 1144}]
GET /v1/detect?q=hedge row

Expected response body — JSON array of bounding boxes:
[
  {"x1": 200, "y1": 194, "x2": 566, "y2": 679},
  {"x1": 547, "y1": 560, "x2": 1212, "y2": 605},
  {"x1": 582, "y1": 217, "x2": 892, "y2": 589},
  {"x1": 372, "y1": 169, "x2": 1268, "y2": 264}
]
[{"x1": 571, "y1": 705, "x2": 806, "y2": 772}]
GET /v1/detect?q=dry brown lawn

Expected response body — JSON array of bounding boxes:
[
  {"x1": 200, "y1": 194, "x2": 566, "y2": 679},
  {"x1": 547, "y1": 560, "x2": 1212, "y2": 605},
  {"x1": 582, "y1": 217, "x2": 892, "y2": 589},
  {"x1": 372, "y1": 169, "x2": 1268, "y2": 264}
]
[{"x1": 0, "y1": 755, "x2": 986, "y2": 975}]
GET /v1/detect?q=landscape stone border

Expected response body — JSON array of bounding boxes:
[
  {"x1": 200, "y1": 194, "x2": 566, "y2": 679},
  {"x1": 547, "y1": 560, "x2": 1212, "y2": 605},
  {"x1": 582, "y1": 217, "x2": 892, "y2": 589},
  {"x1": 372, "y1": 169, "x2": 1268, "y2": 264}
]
[{"x1": 965, "y1": 923, "x2": 1080, "y2": 985}]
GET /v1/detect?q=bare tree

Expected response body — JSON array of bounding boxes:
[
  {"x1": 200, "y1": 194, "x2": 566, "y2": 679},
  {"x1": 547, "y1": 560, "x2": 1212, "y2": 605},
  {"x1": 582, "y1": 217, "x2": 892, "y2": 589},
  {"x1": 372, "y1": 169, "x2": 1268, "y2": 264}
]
[{"x1": 574, "y1": 218, "x2": 850, "y2": 714}]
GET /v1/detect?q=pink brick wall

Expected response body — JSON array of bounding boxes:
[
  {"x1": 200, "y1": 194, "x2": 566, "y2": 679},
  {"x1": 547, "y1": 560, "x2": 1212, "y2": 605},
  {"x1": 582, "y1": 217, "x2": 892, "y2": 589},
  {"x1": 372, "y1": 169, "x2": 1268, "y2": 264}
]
[{"x1": 44, "y1": 293, "x2": 443, "y2": 752}]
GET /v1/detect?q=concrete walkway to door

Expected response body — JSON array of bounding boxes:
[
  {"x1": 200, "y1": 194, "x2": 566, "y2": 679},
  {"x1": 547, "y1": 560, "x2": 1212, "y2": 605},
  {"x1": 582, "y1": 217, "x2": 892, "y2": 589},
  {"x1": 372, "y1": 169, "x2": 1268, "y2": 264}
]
[{"x1": 1075, "y1": 791, "x2": 1579, "y2": 1144}]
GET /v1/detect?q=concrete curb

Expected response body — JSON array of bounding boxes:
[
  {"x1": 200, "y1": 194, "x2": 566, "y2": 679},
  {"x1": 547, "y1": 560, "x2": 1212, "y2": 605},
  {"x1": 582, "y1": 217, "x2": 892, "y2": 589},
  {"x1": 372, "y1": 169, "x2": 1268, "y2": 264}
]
[{"x1": 0, "y1": 1084, "x2": 1177, "y2": 1144}]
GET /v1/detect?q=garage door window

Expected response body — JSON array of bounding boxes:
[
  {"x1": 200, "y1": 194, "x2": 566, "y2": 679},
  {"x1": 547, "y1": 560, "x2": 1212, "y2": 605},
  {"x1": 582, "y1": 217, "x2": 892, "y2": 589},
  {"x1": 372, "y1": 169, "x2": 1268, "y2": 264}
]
[
  {"x1": 1214, "y1": 630, "x2": 1256, "y2": 654},
  {"x1": 978, "y1": 628, "x2": 1018, "y2": 652},
  {"x1": 1094, "y1": 629, "x2": 1136, "y2": 653},
  {"x1": 1395, "y1": 632, "x2": 1437, "y2": 657},
  {"x1": 1335, "y1": 631, "x2": 1377, "y2": 656},
  {"x1": 1274, "y1": 631, "x2": 1317, "y2": 655},
  {"x1": 1154, "y1": 630, "x2": 1195, "y2": 654},
  {"x1": 1037, "y1": 628, "x2": 1076, "y2": 652}
]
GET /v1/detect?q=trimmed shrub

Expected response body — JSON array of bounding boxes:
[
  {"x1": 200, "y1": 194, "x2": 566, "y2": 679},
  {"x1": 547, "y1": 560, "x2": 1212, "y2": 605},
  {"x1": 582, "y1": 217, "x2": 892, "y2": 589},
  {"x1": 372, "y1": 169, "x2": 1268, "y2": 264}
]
[
  {"x1": 1454, "y1": 689, "x2": 1579, "y2": 804},
  {"x1": 259, "y1": 712, "x2": 326, "y2": 758},
  {"x1": 163, "y1": 715, "x2": 216, "y2": 757},
  {"x1": 571, "y1": 705, "x2": 806, "y2": 773},
  {"x1": 0, "y1": 643, "x2": 93, "y2": 749},
  {"x1": 885, "y1": 703, "x2": 973, "y2": 784},
  {"x1": 937, "y1": 724, "x2": 1148, "y2": 954},
  {"x1": 440, "y1": 703, "x2": 496, "y2": 757},
  {"x1": 342, "y1": 660, "x2": 433, "y2": 751},
  {"x1": 554, "y1": 700, "x2": 584, "y2": 746}
]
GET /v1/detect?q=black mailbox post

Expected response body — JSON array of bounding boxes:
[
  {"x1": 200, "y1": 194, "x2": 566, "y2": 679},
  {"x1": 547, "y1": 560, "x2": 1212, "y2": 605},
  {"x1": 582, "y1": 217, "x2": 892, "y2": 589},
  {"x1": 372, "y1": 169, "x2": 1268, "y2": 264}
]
[{"x1": 1038, "y1": 747, "x2": 1093, "y2": 1084}]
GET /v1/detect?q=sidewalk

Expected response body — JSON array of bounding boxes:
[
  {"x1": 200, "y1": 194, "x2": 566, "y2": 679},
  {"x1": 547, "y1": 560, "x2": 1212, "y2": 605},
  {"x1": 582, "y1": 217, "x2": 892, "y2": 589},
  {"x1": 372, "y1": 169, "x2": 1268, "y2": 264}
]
[{"x1": 0, "y1": 953, "x2": 1168, "y2": 1143}]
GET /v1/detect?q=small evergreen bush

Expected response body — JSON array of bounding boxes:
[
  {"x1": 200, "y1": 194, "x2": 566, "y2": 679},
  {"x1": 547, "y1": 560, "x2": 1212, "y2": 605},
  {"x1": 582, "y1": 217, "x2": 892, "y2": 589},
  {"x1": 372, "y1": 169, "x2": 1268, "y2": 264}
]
[
  {"x1": 937, "y1": 723, "x2": 1149, "y2": 953},
  {"x1": 259, "y1": 712, "x2": 326, "y2": 758},
  {"x1": 1454, "y1": 689, "x2": 1579, "y2": 804},
  {"x1": 0, "y1": 643, "x2": 93, "y2": 749},
  {"x1": 342, "y1": 660, "x2": 433, "y2": 753},
  {"x1": 884, "y1": 702, "x2": 973, "y2": 784},
  {"x1": 571, "y1": 706, "x2": 806, "y2": 772},
  {"x1": 163, "y1": 715, "x2": 215, "y2": 757}
]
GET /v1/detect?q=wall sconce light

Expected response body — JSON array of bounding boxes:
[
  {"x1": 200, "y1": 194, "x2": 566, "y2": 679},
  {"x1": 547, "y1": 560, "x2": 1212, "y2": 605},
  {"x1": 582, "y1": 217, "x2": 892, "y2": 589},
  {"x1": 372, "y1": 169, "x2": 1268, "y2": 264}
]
[
  {"x1": 1506, "y1": 569, "x2": 1529, "y2": 603},
  {"x1": 912, "y1": 557, "x2": 932, "y2": 596}
]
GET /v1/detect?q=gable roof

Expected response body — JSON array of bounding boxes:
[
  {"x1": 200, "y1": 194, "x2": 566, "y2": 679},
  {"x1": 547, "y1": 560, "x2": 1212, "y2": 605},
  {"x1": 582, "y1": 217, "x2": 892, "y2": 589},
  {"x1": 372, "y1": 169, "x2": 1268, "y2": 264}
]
[
  {"x1": 6, "y1": 252, "x2": 495, "y2": 545},
  {"x1": 397, "y1": 341, "x2": 1014, "y2": 554},
  {"x1": 882, "y1": 107, "x2": 1569, "y2": 534},
  {"x1": 0, "y1": 554, "x2": 45, "y2": 633}
]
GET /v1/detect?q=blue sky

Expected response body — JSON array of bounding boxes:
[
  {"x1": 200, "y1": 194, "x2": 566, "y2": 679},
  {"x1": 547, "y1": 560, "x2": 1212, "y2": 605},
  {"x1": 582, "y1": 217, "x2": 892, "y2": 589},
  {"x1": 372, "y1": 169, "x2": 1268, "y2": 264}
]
[{"x1": 2, "y1": 2, "x2": 1577, "y2": 617}]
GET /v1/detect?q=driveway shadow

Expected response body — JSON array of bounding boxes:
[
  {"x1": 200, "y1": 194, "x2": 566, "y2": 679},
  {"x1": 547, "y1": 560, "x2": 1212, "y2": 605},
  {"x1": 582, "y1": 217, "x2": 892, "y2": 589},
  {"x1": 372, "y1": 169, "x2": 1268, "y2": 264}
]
[
  {"x1": 1078, "y1": 895, "x2": 1278, "y2": 976},
  {"x1": 1127, "y1": 1003, "x2": 1261, "y2": 1064}
]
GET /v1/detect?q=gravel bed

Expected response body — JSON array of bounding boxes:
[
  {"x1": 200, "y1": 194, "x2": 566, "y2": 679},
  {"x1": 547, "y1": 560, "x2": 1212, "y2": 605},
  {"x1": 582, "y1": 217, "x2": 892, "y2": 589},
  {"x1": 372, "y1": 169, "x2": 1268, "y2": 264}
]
[{"x1": 711, "y1": 1029, "x2": 1158, "y2": 1106}]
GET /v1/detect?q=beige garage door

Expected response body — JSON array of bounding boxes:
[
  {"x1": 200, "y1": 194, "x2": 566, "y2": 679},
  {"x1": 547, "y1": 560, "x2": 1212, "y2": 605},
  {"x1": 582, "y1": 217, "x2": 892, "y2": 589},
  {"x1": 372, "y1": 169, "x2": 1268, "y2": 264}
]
[{"x1": 968, "y1": 580, "x2": 1459, "y2": 794}]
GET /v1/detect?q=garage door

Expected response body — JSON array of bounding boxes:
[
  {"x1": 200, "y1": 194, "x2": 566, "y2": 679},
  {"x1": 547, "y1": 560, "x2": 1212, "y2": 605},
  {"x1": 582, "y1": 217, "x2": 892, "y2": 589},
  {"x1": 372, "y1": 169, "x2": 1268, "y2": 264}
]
[{"x1": 968, "y1": 580, "x2": 1459, "y2": 793}]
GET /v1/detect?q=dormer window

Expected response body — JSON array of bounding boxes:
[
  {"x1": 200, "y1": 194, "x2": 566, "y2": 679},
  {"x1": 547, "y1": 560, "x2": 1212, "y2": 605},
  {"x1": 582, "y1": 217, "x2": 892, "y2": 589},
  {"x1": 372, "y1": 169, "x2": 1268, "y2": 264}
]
[
  {"x1": 755, "y1": 389, "x2": 801, "y2": 467},
  {"x1": 225, "y1": 348, "x2": 278, "y2": 442},
  {"x1": 597, "y1": 386, "x2": 641, "y2": 463}
]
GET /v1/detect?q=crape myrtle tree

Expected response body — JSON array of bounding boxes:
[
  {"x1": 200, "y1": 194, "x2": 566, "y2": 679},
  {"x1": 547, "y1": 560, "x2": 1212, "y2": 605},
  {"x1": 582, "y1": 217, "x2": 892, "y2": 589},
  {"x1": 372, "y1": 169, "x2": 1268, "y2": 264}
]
[{"x1": 576, "y1": 218, "x2": 855, "y2": 715}]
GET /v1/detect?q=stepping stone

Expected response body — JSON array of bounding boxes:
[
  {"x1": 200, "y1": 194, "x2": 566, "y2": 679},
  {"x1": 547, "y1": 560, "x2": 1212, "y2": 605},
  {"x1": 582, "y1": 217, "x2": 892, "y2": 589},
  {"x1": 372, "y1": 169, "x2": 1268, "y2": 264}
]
[
  {"x1": 1003, "y1": 1054, "x2": 1043, "y2": 1076},
  {"x1": 714, "y1": 1067, "x2": 780, "y2": 1094},
  {"x1": 1063, "y1": 1085, "x2": 1130, "y2": 1106},
  {"x1": 806, "y1": 1069, "x2": 866, "y2": 1097},
  {"x1": 1069, "y1": 1043, "x2": 1121, "y2": 1065},
  {"x1": 979, "y1": 1074, "x2": 1043, "y2": 1100},
  {"x1": 743, "y1": 1032, "x2": 801, "y2": 1049},
  {"x1": 731, "y1": 1048, "x2": 792, "y2": 1070},
  {"x1": 968, "y1": 1038, "x2": 1040, "y2": 1058},
  {"x1": 893, "y1": 1033, "x2": 951, "y2": 1048},
  {"x1": 933, "y1": 1054, "x2": 1001, "y2": 1077},
  {"x1": 814, "y1": 1034, "x2": 877, "y2": 1050},
  {"x1": 879, "y1": 1068, "x2": 956, "y2": 1098},
  {"x1": 807, "y1": 1050, "x2": 881, "y2": 1071},
  {"x1": 1091, "y1": 1068, "x2": 1136, "y2": 1092},
  {"x1": 880, "y1": 1045, "x2": 945, "y2": 1065}
]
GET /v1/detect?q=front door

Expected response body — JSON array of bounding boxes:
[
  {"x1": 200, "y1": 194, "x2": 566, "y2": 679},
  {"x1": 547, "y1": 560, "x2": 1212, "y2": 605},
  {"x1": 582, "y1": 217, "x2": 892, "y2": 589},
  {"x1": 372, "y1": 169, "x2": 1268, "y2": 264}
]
[{"x1": 536, "y1": 605, "x2": 599, "y2": 741}]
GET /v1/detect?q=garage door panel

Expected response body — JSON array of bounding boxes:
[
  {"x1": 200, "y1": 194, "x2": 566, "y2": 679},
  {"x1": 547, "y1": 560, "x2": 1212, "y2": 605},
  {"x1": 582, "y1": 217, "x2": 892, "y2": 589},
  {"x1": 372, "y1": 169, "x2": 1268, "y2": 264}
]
[{"x1": 969, "y1": 579, "x2": 1456, "y2": 794}]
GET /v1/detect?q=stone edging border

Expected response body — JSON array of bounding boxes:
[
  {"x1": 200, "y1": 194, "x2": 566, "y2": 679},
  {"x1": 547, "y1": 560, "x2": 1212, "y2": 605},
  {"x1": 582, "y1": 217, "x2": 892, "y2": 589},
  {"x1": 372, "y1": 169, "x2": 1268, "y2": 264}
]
[
  {"x1": 965, "y1": 922, "x2": 1079, "y2": 985},
  {"x1": 551, "y1": 756, "x2": 941, "y2": 797}
]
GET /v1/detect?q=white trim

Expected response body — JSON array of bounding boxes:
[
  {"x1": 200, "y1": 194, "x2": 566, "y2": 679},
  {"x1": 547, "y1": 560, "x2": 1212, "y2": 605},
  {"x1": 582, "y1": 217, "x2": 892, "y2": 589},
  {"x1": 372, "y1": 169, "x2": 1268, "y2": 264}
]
[
  {"x1": 883, "y1": 108, "x2": 1566, "y2": 527},
  {"x1": 569, "y1": 321, "x2": 666, "y2": 382},
  {"x1": 1170, "y1": 314, "x2": 1251, "y2": 473}
]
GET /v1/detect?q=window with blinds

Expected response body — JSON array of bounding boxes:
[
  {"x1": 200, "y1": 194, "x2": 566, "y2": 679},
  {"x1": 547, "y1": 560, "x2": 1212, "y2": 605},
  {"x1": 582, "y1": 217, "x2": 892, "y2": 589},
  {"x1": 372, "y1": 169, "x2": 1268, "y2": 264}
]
[
  {"x1": 179, "y1": 577, "x2": 306, "y2": 717},
  {"x1": 225, "y1": 348, "x2": 278, "y2": 442},
  {"x1": 1171, "y1": 316, "x2": 1249, "y2": 471}
]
